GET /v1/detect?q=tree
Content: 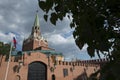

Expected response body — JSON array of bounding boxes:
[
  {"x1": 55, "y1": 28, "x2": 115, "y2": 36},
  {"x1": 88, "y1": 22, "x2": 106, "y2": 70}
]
[
  {"x1": 38, "y1": 0, "x2": 120, "y2": 79},
  {"x1": 0, "y1": 42, "x2": 11, "y2": 66}
]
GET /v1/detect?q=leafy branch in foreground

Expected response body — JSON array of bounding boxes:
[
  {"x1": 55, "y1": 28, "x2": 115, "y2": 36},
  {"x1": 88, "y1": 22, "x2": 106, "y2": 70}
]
[
  {"x1": 38, "y1": 0, "x2": 120, "y2": 58},
  {"x1": 38, "y1": 0, "x2": 120, "y2": 79}
]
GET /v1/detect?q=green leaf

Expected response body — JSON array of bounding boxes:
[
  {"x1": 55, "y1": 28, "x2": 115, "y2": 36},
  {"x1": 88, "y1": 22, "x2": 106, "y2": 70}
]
[
  {"x1": 87, "y1": 46, "x2": 95, "y2": 57},
  {"x1": 58, "y1": 13, "x2": 63, "y2": 21},
  {"x1": 70, "y1": 22, "x2": 75, "y2": 28},
  {"x1": 50, "y1": 13, "x2": 58, "y2": 25},
  {"x1": 50, "y1": 17, "x2": 56, "y2": 25},
  {"x1": 38, "y1": 1, "x2": 46, "y2": 12},
  {"x1": 44, "y1": 14, "x2": 48, "y2": 21},
  {"x1": 38, "y1": 0, "x2": 120, "y2": 79},
  {"x1": 75, "y1": 38, "x2": 84, "y2": 50},
  {"x1": 96, "y1": 50, "x2": 101, "y2": 58},
  {"x1": 55, "y1": 4, "x2": 60, "y2": 12},
  {"x1": 45, "y1": 0, "x2": 54, "y2": 13}
]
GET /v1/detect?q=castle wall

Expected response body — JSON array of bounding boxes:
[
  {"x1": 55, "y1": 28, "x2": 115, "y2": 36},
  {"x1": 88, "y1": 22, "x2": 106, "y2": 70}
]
[{"x1": 0, "y1": 52, "x2": 107, "y2": 80}]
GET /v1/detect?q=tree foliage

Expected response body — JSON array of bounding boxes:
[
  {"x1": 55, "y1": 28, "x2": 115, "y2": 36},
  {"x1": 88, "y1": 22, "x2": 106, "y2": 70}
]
[
  {"x1": 0, "y1": 42, "x2": 11, "y2": 56},
  {"x1": 38, "y1": 0, "x2": 120, "y2": 79},
  {"x1": 0, "y1": 42, "x2": 11, "y2": 66},
  {"x1": 38, "y1": 0, "x2": 120, "y2": 57}
]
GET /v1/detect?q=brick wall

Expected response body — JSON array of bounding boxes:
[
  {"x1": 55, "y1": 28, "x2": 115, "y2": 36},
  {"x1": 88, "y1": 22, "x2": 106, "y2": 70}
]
[{"x1": 0, "y1": 52, "x2": 106, "y2": 80}]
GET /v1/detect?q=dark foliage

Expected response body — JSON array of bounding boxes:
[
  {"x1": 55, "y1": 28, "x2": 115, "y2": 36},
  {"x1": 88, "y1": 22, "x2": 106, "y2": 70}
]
[
  {"x1": 38, "y1": 0, "x2": 120, "y2": 79},
  {"x1": 0, "y1": 42, "x2": 11, "y2": 56}
]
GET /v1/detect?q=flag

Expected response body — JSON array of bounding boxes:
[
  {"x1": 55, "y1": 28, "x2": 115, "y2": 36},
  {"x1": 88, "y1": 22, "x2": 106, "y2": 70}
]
[{"x1": 13, "y1": 37, "x2": 17, "y2": 48}]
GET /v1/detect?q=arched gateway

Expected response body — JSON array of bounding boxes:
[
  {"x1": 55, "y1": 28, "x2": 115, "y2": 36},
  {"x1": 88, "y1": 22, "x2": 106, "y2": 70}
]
[{"x1": 27, "y1": 61, "x2": 47, "y2": 80}]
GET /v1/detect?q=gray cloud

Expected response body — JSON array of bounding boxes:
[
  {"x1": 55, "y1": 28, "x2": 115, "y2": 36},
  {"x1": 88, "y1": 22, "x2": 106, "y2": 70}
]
[{"x1": 0, "y1": 0, "x2": 97, "y2": 60}]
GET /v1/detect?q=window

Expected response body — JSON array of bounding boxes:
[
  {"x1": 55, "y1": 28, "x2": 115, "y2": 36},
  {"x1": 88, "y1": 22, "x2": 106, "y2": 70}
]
[
  {"x1": 35, "y1": 27, "x2": 37, "y2": 29},
  {"x1": 52, "y1": 74, "x2": 55, "y2": 80},
  {"x1": 63, "y1": 68, "x2": 68, "y2": 77}
]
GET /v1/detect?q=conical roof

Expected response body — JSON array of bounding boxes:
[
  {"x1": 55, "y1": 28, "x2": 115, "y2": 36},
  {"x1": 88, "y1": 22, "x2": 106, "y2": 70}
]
[{"x1": 33, "y1": 13, "x2": 40, "y2": 27}]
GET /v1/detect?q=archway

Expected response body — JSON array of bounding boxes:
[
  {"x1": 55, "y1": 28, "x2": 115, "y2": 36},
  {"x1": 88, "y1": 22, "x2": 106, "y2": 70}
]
[{"x1": 27, "y1": 61, "x2": 47, "y2": 80}]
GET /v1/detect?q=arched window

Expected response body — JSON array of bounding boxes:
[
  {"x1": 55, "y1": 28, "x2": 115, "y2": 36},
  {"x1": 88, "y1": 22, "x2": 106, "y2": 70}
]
[{"x1": 52, "y1": 74, "x2": 55, "y2": 80}]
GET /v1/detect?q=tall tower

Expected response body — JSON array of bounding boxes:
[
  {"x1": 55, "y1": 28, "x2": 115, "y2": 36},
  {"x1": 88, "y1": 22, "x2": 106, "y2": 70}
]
[{"x1": 22, "y1": 13, "x2": 49, "y2": 51}]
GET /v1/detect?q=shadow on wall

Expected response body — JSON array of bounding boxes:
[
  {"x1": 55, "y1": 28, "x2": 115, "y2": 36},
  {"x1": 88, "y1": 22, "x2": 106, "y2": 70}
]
[
  {"x1": 73, "y1": 69, "x2": 99, "y2": 80},
  {"x1": 73, "y1": 71, "x2": 88, "y2": 80},
  {"x1": 88, "y1": 70, "x2": 100, "y2": 80}
]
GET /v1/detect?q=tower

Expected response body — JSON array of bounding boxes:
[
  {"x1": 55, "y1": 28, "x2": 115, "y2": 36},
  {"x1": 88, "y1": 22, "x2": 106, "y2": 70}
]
[{"x1": 22, "y1": 13, "x2": 49, "y2": 51}]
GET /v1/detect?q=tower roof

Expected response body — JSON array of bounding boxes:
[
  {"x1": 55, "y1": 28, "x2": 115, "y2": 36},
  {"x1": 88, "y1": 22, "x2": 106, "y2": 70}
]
[{"x1": 33, "y1": 13, "x2": 40, "y2": 27}]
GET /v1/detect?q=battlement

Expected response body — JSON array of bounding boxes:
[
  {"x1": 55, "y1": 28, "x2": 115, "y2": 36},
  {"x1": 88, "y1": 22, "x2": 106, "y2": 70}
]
[
  {"x1": 10, "y1": 51, "x2": 109, "y2": 67},
  {"x1": 55, "y1": 58, "x2": 109, "y2": 67}
]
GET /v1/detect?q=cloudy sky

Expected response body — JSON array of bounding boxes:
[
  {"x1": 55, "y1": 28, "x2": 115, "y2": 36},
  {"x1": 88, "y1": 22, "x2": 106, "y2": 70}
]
[{"x1": 0, "y1": 0, "x2": 101, "y2": 60}]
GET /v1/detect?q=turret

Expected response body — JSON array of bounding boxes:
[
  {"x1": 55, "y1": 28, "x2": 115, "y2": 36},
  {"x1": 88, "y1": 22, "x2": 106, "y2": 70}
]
[
  {"x1": 30, "y1": 13, "x2": 41, "y2": 39},
  {"x1": 22, "y1": 12, "x2": 50, "y2": 51}
]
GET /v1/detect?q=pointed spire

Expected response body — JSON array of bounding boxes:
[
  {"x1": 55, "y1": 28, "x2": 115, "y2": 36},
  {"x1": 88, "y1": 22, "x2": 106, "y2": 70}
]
[
  {"x1": 33, "y1": 10, "x2": 40, "y2": 27},
  {"x1": 30, "y1": 10, "x2": 41, "y2": 38}
]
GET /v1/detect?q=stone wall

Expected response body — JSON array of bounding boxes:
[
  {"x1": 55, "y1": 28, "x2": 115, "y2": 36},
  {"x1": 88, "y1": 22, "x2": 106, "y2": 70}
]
[{"x1": 0, "y1": 52, "x2": 108, "y2": 80}]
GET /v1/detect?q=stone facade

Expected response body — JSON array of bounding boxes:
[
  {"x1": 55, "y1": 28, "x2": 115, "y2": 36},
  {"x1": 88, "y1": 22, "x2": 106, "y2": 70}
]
[
  {"x1": 0, "y1": 13, "x2": 107, "y2": 80},
  {"x1": 0, "y1": 52, "x2": 108, "y2": 80}
]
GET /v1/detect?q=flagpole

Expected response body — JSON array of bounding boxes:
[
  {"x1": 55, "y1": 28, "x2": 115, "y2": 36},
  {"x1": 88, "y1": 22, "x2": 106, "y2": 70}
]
[{"x1": 4, "y1": 42, "x2": 13, "y2": 80}]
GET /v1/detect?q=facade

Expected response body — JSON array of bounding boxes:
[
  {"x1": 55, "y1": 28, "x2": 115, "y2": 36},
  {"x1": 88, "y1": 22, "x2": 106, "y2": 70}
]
[{"x1": 0, "y1": 13, "x2": 107, "y2": 80}]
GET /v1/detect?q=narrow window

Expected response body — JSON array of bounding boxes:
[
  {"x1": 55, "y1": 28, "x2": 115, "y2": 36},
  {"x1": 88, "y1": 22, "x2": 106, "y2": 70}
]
[
  {"x1": 63, "y1": 68, "x2": 68, "y2": 77},
  {"x1": 52, "y1": 74, "x2": 55, "y2": 80}
]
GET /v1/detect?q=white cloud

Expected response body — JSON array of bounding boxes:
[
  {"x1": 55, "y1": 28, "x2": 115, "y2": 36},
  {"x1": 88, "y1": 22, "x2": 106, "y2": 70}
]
[
  {"x1": 10, "y1": 24, "x2": 17, "y2": 28},
  {"x1": 0, "y1": 32, "x2": 15, "y2": 43},
  {"x1": 47, "y1": 34, "x2": 74, "y2": 45},
  {"x1": 0, "y1": 15, "x2": 3, "y2": 20}
]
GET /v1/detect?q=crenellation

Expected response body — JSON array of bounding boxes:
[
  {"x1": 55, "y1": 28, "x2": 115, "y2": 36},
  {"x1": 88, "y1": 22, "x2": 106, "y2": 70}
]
[
  {"x1": 59, "y1": 61, "x2": 61, "y2": 65},
  {"x1": 62, "y1": 61, "x2": 65, "y2": 65},
  {"x1": 66, "y1": 62, "x2": 68, "y2": 65},
  {"x1": 69, "y1": 62, "x2": 72, "y2": 65},
  {"x1": 53, "y1": 59, "x2": 107, "y2": 67}
]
